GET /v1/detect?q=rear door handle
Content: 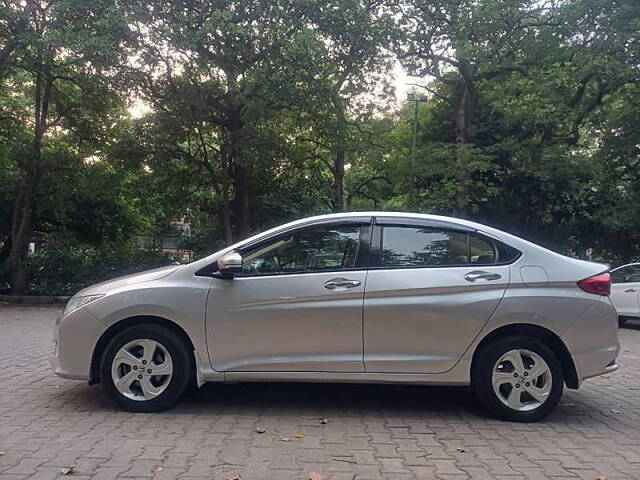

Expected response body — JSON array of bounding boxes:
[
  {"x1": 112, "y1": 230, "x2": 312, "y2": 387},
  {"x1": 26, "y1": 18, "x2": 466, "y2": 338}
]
[
  {"x1": 464, "y1": 271, "x2": 502, "y2": 282},
  {"x1": 324, "y1": 278, "x2": 361, "y2": 290},
  {"x1": 625, "y1": 288, "x2": 638, "y2": 293}
]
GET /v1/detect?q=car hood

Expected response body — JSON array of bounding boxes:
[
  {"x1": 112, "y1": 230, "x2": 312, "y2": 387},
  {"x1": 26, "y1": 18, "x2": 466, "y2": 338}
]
[{"x1": 74, "y1": 265, "x2": 180, "y2": 297}]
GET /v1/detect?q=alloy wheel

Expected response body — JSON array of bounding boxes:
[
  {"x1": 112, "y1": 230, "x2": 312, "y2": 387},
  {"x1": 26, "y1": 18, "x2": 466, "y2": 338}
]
[
  {"x1": 491, "y1": 348, "x2": 552, "y2": 411},
  {"x1": 111, "y1": 338, "x2": 173, "y2": 401}
]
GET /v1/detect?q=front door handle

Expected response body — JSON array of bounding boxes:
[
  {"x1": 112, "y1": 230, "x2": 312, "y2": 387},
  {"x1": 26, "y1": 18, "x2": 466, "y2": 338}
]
[
  {"x1": 324, "y1": 278, "x2": 361, "y2": 290},
  {"x1": 625, "y1": 288, "x2": 638, "y2": 293},
  {"x1": 464, "y1": 271, "x2": 502, "y2": 282}
]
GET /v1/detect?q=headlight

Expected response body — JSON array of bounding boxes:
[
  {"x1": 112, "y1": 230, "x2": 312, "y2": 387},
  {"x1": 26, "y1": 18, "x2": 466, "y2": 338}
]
[{"x1": 63, "y1": 294, "x2": 105, "y2": 316}]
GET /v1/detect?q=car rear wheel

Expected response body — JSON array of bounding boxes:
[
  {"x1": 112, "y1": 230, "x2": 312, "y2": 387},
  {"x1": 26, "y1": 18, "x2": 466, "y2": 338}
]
[
  {"x1": 100, "y1": 324, "x2": 193, "y2": 412},
  {"x1": 472, "y1": 336, "x2": 563, "y2": 422},
  {"x1": 618, "y1": 316, "x2": 629, "y2": 327}
]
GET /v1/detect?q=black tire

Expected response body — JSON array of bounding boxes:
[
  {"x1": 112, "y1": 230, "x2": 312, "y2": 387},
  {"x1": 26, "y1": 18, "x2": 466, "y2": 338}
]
[
  {"x1": 618, "y1": 316, "x2": 629, "y2": 328},
  {"x1": 100, "y1": 324, "x2": 193, "y2": 412},
  {"x1": 472, "y1": 335, "x2": 563, "y2": 422}
]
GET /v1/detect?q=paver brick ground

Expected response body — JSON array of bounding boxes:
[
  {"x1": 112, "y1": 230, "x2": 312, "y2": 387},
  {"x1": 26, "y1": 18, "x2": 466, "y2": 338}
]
[{"x1": 1, "y1": 305, "x2": 639, "y2": 479}]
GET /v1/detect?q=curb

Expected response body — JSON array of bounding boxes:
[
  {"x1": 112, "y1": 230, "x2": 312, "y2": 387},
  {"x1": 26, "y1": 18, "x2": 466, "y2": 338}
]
[{"x1": 0, "y1": 295, "x2": 70, "y2": 305}]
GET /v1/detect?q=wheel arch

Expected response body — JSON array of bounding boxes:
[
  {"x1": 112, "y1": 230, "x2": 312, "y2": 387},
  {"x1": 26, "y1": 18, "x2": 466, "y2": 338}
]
[
  {"x1": 89, "y1": 315, "x2": 195, "y2": 385},
  {"x1": 470, "y1": 323, "x2": 579, "y2": 389}
]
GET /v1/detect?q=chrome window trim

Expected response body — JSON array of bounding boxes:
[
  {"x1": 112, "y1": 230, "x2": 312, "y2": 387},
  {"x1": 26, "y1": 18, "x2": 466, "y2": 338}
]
[{"x1": 369, "y1": 217, "x2": 521, "y2": 270}]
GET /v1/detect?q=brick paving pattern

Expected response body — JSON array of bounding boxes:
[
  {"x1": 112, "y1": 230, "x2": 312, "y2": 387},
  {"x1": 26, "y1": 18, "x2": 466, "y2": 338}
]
[{"x1": 1, "y1": 305, "x2": 639, "y2": 479}]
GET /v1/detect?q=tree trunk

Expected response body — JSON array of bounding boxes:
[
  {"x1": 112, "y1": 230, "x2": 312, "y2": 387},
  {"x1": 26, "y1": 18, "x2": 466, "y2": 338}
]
[
  {"x1": 333, "y1": 146, "x2": 345, "y2": 212},
  {"x1": 221, "y1": 69, "x2": 250, "y2": 241},
  {"x1": 219, "y1": 152, "x2": 233, "y2": 245},
  {"x1": 9, "y1": 146, "x2": 37, "y2": 294},
  {"x1": 453, "y1": 62, "x2": 475, "y2": 218},
  {"x1": 332, "y1": 88, "x2": 348, "y2": 213},
  {"x1": 233, "y1": 162, "x2": 249, "y2": 240},
  {"x1": 0, "y1": 233, "x2": 11, "y2": 264},
  {"x1": 217, "y1": 127, "x2": 247, "y2": 242},
  {"x1": 221, "y1": 209, "x2": 233, "y2": 245},
  {"x1": 9, "y1": 44, "x2": 52, "y2": 293}
]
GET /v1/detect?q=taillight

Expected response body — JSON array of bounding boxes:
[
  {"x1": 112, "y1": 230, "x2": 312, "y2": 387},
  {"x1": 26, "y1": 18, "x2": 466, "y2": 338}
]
[{"x1": 577, "y1": 272, "x2": 611, "y2": 296}]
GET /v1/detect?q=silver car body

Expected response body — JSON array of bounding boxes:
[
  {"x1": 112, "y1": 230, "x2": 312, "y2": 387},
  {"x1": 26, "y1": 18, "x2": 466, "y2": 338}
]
[{"x1": 52, "y1": 212, "x2": 619, "y2": 389}]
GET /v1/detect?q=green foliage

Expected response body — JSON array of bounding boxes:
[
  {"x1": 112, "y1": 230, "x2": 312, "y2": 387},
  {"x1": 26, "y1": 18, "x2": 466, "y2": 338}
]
[
  {"x1": 1, "y1": 0, "x2": 640, "y2": 294},
  {"x1": 19, "y1": 240, "x2": 179, "y2": 296}
]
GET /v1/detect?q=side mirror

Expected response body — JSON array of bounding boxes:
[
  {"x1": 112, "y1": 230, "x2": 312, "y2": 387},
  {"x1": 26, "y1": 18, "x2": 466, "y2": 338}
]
[{"x1": 216, "y1": 251, "x2": 243, "y2": 279}]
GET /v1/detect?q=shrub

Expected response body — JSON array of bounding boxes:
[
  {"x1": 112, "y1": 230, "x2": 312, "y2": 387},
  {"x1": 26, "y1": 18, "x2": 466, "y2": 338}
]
[{"x1": 23, "y1": 243, "x2": 180, "y2": 296}]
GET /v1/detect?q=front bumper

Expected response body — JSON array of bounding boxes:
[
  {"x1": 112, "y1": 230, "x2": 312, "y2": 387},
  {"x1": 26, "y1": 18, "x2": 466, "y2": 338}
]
[{"x1": 51, "y1": 307, "x2": 107, "y2": 381}]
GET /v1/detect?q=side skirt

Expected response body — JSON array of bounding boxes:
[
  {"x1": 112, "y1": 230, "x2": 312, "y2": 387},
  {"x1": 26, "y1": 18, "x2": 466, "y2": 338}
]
[{"x1": 202, "y1": 361, "x2": 472, "y2": 386}]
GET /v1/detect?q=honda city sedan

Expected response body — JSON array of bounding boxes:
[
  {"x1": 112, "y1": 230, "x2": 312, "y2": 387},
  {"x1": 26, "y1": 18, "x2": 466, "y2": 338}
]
[{"x1": 52, "y1": 212, "x2": 619, "y2": 422}]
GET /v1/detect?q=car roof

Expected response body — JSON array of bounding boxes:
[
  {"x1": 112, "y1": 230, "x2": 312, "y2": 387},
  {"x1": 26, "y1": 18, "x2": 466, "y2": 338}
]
[{"x1": 232, "y1": 211, "x2": 521, "y2": 251}]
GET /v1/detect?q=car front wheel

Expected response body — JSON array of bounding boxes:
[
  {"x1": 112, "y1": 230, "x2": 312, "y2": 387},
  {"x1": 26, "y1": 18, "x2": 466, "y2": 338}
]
[
  {"x1": 100, "y1": 324, "x2": 193, "y2": 412},
  {"x1": 472, "y1": 336, "x2": 563, "y2": 422}
]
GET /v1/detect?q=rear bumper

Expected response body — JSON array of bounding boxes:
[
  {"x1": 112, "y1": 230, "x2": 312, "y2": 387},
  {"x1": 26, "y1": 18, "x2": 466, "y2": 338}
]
[
  {"x1": 562, "y1": 298, "x2": 620, "y2": 386},
  {"x1": 572, "y1": 347, "x2": 619, "y2": 384}
]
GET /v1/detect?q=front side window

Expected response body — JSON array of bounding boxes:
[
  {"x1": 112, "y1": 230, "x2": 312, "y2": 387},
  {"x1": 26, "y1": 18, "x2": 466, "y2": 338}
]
[
  {"x1": 381, "y1": 226, "x2": 497, "y2": 268},
  {"x1": 612, "y1": 265, "x2": 640, "y2": 284},
  {"x1": 241, "y1": 224, "x2": 362, "y2": 275}
]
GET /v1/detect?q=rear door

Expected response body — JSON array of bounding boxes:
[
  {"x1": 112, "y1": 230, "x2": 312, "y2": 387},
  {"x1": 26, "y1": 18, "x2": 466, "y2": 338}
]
[
  {"x1": 363, "y1": 218, "x2": 515, "y2": 374},
  {"x1": 610, "y1": 265, "x2": 640, "y2": 318}
]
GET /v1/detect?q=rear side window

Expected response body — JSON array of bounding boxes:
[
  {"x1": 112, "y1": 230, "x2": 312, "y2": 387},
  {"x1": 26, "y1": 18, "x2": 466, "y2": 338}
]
[
  {"x1": 381, "y1": 226, "x2": 497, "y2": 267},
  {"x1": 495, "y1": 240, "x2": 521, "y2": 264},
  {"x1": 379, "y1": 226, "x2": 521, "y2": 268}
]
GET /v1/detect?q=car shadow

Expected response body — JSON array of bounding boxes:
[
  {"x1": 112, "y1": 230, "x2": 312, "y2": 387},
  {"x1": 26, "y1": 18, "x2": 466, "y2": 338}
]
[
  {"x1": 52, "y1": 379, "x2": 608, "y2": 425},
  {"x1": 182, "y1": 382, "x2": 479, "y2": 416}
]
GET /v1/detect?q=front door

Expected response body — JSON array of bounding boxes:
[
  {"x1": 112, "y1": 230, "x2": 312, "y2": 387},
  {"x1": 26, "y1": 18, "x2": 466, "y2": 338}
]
[
  {"x1": 206, "y1": 220, "x2": 370, "y2": 372},
  {"x1": 363, "y1": 220, "x2": 512, "y2": 374}
]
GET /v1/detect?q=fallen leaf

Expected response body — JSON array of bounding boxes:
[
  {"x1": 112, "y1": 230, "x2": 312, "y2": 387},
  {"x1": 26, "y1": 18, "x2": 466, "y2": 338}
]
[
  {"x1": 610, "y1": 409, "x2": 621, "y2": 415},
  {"x1": 255, "y1": 426, "x2": 266, "y2": 433},
  {"x1": 280, "y1": 437, "x2": 291, "y2": 442},
  {"x1": 456, "y1": 447, "x2": 465, "y2": 453},
  {"x1": 320, "y1": 418, "x2": 329, "y2": 425},
  {"x1": 60, "y1": 465, "x2": 75, "y2": 475},
  {"x1": 308, "y1": 473, "x2": 325, "y2": 480},
  {"x1": 155, "y1": 466, "x2": 164, "y2": 472},
  {"x1": 294, "y1": 432, "x2": 305, "y2": 439},
  {"x1": 226, "y1": 475, "x2": 241, "y2": 480},
  {"x1": 0, "y1": 452, "x2": 5, "y2": 456},
  {"x1": 596, "y1": 476, "x2": 607, "y2": 480}
]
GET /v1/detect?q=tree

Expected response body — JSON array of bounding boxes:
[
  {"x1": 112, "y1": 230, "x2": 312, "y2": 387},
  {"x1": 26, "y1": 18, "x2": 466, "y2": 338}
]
[
  {"x1": 1, "y1": 0, "x2": 132, "y2": 292},
  {"x1": 123, "y1": 0, "x2": 328, "y2": 240},
  {"x1": 0, "y1": 0, "x2": 35, "y2": 80},
  {"x1": 295, "y1": 0, "x2": 395, "y2": 211},
  {"x1": 397, "y1": 0, "x2": 565, "y2": 216}
]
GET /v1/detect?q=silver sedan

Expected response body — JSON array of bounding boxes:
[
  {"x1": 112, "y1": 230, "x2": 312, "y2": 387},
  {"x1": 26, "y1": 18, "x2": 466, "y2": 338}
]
[{"x1": 52, "y1": 212, "x2": 619, "y2": 421}]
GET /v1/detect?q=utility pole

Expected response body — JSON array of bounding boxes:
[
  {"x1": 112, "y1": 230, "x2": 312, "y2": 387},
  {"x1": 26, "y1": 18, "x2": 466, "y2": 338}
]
[{"x1": 407, "y1": 93, "x2": 428, "y2": 208}]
